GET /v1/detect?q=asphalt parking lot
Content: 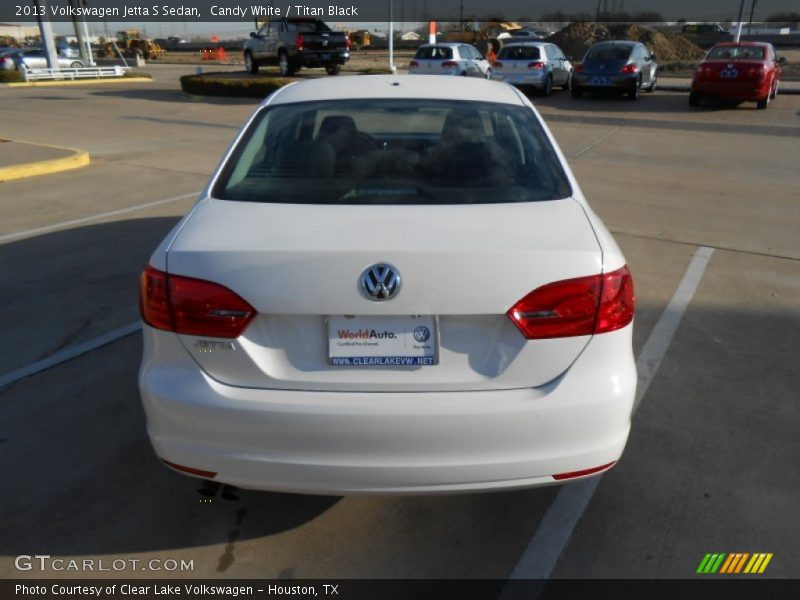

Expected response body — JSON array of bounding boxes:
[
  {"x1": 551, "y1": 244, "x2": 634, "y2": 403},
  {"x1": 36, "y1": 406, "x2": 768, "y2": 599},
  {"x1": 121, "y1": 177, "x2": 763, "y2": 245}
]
[{"x1": 1, "y1": 65, "x2": 798, "y2": 580}]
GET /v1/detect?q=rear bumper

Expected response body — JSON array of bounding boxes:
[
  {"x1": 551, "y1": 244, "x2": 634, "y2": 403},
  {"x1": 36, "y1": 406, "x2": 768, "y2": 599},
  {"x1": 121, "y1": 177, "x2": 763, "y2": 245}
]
[
  {"x1": 691, "y1": 79, "x2": 772, "y2": 101},
  {"x1": 139, "y1": 325, "x2": 636, "y2": 495},
  {"x1": 296, "y1": 51, "x2": 350, "y2": 67},
  {"x1": 492, "y1": 72, "x2": 549, "y2": 88},
  {"x1": 573, "y1": 72, "x2": 638, "y2": 91}
]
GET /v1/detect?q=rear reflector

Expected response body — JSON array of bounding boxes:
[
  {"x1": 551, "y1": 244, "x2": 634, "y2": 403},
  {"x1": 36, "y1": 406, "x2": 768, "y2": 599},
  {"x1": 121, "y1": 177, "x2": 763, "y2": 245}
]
[
  {"x1": 553, "y1": 461, "x2": 616, "y2": 481},
  {"x1": 162, "y1": 459, "x2": 217, "y2": 479},
  {"x1": 507, "y1": 265, "x2": 635, "y2": 339},
  {"x1": 140, "y1": 266, "x2": 256, "y2": 338}
]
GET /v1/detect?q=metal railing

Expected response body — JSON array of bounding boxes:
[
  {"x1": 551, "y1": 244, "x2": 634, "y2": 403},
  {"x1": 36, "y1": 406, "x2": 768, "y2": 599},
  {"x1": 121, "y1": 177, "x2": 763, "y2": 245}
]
[{"x1": 21, "y1": 65, "x2": 130, "y2": 82}]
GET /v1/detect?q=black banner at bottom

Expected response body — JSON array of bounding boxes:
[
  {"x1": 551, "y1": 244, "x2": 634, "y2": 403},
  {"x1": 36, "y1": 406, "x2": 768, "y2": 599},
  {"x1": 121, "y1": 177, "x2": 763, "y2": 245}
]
[{"x1": 4, "y1": 579, "x2": 800, "y2": 600}]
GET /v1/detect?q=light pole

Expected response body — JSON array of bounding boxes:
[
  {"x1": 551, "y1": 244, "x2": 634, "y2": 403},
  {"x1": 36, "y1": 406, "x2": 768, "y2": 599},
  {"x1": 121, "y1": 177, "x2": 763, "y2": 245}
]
[
  {"x1": 34, "y1": 0, "x2": 59, "y2": 70},
  {"x1": 389, "y1": 0, "x2": 396, "y2": 73},
  {"x1": 734, "y1": 0, "x2": 746, "y2": 42}
]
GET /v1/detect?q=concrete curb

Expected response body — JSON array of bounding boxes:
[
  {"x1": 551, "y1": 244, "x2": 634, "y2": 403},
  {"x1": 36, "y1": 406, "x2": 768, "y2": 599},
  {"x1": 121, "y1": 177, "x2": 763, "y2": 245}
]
[
  {"x1": 0, "y1": 141, "x2": 90, "y2": 183},
  {"x1": 1, "y1": 77, "x2": 153, "y2": 88}
]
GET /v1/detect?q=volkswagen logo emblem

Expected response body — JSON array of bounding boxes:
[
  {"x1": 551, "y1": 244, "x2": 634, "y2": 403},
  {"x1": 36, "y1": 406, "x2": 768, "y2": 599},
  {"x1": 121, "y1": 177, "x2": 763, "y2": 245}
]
[{"x1": 360, "y1": 263, "x2": 401, "y2": 301}]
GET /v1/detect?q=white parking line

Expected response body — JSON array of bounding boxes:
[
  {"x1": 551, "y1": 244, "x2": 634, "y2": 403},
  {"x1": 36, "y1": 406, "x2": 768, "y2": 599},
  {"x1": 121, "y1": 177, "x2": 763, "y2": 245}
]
[
  {"x1": 0, "y1": 191, "x2": 199, "y2": 244},
  {"x1": 0, "y1": 321, "x2": 141, "y2": 390},
  {"x1": 505, "y1": 245, "x2": 715, "y2": 585}
]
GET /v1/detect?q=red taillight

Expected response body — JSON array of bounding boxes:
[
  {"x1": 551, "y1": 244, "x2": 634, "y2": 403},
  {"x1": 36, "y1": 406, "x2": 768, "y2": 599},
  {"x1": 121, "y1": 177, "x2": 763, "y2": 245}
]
[
  {"x1": 575, "y1": 64, "x2": 584, "y2": 73},
  {"x1": 162, "y1": 459, "x2": 217, "y2": 479},
  {"x1": 553, "y1": 461, "x2": 616, "y2": 481},
  {"x1": 409, "y1": 60, "x2": 419, "y2": 68},
  {"x1": 140, "y1": 266, "x2": 256, "y2": 338},
  {"x1": 745, "y1": 64, "x2": 765, "y2": 79},
  {"x1": 492, "y1": 61, "x2": 503, "y2": 69},
  {"x1": 528, "y1": 61, "x2": 545, "y2": 70},
  {"x1": 296, "y1": 33, "x2": 304, "y2": 52},
  {"x1": 442, "y1": 60, "x2": 458, "y2": 68},
  {"x1": 506, "y1": 265, "x2": 635, "y2": 340},
  {"x1": 620, "y1": 63, "x2": 638, "y2": 74}
]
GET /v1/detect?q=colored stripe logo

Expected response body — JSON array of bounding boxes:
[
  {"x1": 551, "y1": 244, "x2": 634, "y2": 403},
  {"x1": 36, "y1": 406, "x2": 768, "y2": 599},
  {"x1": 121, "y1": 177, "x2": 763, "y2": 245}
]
[{"x1": 697, "y1": 553, "x2": 773, "y2": 574}]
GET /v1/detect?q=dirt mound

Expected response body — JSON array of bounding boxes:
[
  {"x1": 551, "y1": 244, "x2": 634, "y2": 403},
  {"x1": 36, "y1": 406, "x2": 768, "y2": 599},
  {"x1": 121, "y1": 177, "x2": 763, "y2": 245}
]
[
  {"x1": 547, "y1": 22, "x2": 609, "y2": 60},
  {"x1": 547, "y1": 22, "x2": 704, "y2": 62},
  {"x1": 607, "y1": 24, "x2": 704, "y2": 61}
]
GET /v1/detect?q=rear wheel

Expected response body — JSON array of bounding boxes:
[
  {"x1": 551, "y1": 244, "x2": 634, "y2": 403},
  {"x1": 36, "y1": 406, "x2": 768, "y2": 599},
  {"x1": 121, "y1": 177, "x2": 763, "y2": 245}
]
[
  {"x1": 541, "y1": 75, "x2": 553, "y2": 97},
  {"x1": 244, "y1": 51, "x2": 258, "y2": 74},
  {"x1": 689, "y1": 92, "x2": 701, "y2": 107},
  {"x1": 278, "y1": 51, "x2": 295, "y2": 76},
  {"x1": 325, "y1": 64, "x2": 341, "y2": 76},
  {"x1": 484, "y1": 68, "x2": 492, "y2": 80},
  {"x1": 628, "y1": 77, "x2": 641, "y2": 100},
  {"x1": 756, "y1": 96, "x2": 769, "y2": 110},
  {"x1": 70, "y1": 61, "x2": 83, "y2": 68}
]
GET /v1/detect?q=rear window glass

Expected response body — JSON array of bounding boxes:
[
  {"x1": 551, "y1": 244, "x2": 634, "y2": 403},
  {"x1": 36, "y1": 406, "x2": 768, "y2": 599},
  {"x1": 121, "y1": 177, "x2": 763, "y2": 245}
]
[
  {"x1": 707, "y1": 46, "x2": 765, "y2": 60},
  {"x1": 585, "y1": 45, "x2": 632, "y2": 61},
  {"x1": 414, "y1": 46, "x2": 454, "y2": 60},
  {"x1": 497, "y1": 46, "x2": 541, "y2": 60},
  {"x1": 214, "y1": 99, "x2": 572, "y2": 205},
  {"x1": 286, "y1": 21, "x2": 330, "y2": 33}
]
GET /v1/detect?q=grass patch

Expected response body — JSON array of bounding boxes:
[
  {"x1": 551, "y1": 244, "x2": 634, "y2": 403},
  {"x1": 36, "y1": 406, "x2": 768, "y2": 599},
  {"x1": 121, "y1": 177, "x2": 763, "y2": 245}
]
[
  {"x1": 0, "y1": 70, "x2": 24, "y2": 83},
  {"x1": 180, "y1": 72, "x2": 295, "y2": 98},
  {"x1": 124, "y1": 71, "x2": 152, "y2": 78}
]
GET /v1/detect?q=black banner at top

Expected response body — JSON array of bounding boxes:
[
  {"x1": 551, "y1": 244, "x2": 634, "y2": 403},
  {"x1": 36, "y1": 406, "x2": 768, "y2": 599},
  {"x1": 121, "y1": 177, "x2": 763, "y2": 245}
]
[{"x1": 4, "y1": 0, "x2": 800, "y2": 23}]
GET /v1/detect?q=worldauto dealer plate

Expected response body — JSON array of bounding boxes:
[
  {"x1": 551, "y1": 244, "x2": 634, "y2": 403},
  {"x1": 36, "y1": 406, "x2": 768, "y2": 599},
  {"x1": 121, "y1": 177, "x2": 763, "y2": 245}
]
[{"x1": 327, "y1": 315, "x2": 438, "y2": 366}]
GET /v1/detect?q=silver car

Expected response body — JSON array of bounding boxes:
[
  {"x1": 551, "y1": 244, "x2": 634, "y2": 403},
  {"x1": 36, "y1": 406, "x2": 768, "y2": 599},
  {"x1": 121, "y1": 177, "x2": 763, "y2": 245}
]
[
  {"x1": 491, "y1": 42, "x2": 573, "y2": 95},
  {"x1": 0, "y1": 47, "x2": 85, "y2": 71},
  {"x1": 409, "y1": 43, "x2": 492, "y2": 78}
]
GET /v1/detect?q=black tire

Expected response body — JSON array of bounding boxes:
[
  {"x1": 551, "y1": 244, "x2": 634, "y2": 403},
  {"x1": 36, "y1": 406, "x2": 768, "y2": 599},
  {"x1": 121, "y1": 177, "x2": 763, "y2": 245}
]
[
  {"x1": 628, "y1": 77, "x2": 641, "y2": 100},
  {"x1": 756, "y1": 97, "x2": 769, "y2": 110},
  {"x1": 460, "y1": 71, "x2": 468, "y2": 77},
  {"x1": 562, "y1": 70, "x2": 572, "y2": 91},
  {"x1": 571, "y1": 85, "x2": 583, "y2": 99},
  {"x1": 484, "y1": 68, "x2": 492, "y2": 80},
  {"x1": 325, "y1": 64, "x2": 341, "y2": 76},
  {"x1": 689, "y1": 92, "x2": 701, "y2": 107},
  {"x1": 70, "y1": 61, "x2": 83, "y2": 68},
  {"x1": 244, "y1": 51, "x2": 258, "y2": 74},
  {"x1": 770, "y1": 80, "x2": 778, "y2": 99},
  {"x1": 278, "y1": 51, "x2": 295, "y2": 76},
  {"x1": 540, "y1": 75, "x2": 553, "y2": 97}
]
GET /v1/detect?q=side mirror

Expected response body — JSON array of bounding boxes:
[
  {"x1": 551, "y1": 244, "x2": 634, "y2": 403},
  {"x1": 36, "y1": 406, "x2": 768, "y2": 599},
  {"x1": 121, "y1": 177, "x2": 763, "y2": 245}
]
[
  {"x1": 249, "y1": 32, "x2": 257, "y2": 38},
  {"x1": 566, "y1": 55, "x2": 573, "y2": 61},
  {"x1": 650, "y1": 53, "x2": 657, "y2": 61},
  {"x1": 777, "y1": 56, "x2": 787, "y2": 65}
]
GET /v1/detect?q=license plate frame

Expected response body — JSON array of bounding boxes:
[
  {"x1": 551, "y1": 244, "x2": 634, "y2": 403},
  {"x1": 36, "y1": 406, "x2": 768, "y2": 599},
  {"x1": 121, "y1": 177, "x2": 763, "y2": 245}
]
[{"x1": 326, "y1": 315, "x2": 439, "y2": 367}]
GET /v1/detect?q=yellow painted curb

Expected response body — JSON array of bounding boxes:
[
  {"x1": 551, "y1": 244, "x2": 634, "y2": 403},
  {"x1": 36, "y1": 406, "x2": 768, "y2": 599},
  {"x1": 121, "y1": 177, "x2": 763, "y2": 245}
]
[
  {"x1": 0, "y1": 141, "x2": 90, "y2": 182},
  {"x1": 5, "y1": 77, "x2": 153, "y2": 88}
]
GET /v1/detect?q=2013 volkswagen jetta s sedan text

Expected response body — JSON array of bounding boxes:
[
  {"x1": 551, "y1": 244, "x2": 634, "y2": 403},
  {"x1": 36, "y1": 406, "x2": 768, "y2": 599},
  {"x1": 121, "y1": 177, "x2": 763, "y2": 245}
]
[{"x1": 139, "y1": 75, "x2": 637, "y2": 494}]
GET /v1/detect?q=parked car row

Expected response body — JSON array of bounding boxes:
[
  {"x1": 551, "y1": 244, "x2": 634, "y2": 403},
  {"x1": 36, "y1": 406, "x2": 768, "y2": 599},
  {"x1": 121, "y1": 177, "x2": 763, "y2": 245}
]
[{"x1": 0, "y1": 47, "x2": 85, "y2": 71}]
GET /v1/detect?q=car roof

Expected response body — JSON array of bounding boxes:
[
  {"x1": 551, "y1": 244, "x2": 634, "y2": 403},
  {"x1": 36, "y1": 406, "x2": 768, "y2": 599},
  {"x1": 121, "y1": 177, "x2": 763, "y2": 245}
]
[
  {"x1": 502, "y1": 41, "x2": 548, "y2": 48},
  {"x1": 591, "y1": 40, "x2": 637, "y2": 47},
  {"x1": 713, "y1": 41, "x2": 769, "y2": 47},
  {"x1": 265, "y1": 75, "x2": 526, "y2": 107},
  {"x1": 418, "y1": 43, "x2": 466, "y2": 48}
]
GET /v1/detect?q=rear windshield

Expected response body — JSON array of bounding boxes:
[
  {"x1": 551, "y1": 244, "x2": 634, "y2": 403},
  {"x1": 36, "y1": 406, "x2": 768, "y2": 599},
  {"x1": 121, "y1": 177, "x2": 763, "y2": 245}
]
[
  {"x1": 213, "y1": 99, "x2": 572, "y2": 205},
  {"x1": 707, "y1": 46, "x2": 765, "y2": 60},
  {"x1": 286, "y1": 20, "x2": 330, "y2": 33},
  {"x1": 585, "y1": 45, "x2": 632, "y2": 61},
  {"x1": 414, "y1": 46, "x2": 454, "y2": 60},
  {"x1": 497, "y1": 46, "x2": 541, "y2": 60}
]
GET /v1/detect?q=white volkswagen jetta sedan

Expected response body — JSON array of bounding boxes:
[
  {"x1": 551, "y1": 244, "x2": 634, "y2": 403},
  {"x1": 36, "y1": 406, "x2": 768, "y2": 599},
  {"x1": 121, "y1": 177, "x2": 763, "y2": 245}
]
[{"x1": 139, "y1": 75, "x2": 636, "y2": 494}]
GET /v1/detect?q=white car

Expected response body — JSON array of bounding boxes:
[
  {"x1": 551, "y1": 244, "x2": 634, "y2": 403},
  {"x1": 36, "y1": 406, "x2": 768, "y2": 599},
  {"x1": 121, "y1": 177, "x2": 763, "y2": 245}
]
[
  {"x1": 139, "y1": 75, "x2": 637, "y2": 495},
  {"x1": 491, "y1": 42, "x2": 574, "y2": 96},
  {"x1": 409, "y1": 43, "x2": 492, "y2": 78}
]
